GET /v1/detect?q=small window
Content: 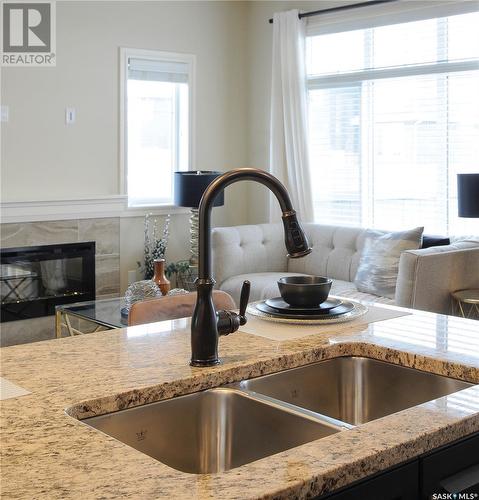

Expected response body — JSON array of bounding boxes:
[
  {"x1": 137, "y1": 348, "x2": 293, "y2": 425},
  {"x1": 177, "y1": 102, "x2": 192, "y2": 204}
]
[{"x1": 121, "y1": 49, "x2": 195, "y2": 207}]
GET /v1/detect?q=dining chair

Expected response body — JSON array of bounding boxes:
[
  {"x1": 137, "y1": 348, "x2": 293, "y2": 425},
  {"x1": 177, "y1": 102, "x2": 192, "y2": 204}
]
[{"x1": 128, "y1": 290, "x2": 236, "y2": 326}]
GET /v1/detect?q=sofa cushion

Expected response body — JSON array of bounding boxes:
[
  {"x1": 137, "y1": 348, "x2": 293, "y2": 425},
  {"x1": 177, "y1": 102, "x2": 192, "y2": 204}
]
[
  {"x1": 288, "y1": 224, "x2": 366, "y2": 281},
  {"x1": 220, "y1": 272, "x2": 394, "y2": 306},
  {"x1": 354, "y1": 227, "x2": 424, "y2": 299},
  {"x1": 212, "y1": 224, "x2": 287, "y2": 286},
  {"x1": 220, "y1": 272, "x2": 307, "y2": 304},
  {"x1": 330, "y1": 287, "x2": 394, "y2": 305}
]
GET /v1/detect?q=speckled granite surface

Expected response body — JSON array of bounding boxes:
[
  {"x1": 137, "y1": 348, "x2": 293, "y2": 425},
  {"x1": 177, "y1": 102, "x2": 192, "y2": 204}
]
[{"x1": 1, "y1": 308, "x2": 479, "y2": 499}]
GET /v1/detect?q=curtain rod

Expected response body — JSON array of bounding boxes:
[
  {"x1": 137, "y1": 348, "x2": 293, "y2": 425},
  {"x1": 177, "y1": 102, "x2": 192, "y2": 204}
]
[{"x1": 268, "y1": 0, "x2": 399, "y2": 24}]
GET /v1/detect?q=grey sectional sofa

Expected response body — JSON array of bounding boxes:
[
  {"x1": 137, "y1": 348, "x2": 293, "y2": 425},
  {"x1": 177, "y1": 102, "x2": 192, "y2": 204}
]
[{"x1": 212, "y1": 223, "x2": 479, "y2": 315}]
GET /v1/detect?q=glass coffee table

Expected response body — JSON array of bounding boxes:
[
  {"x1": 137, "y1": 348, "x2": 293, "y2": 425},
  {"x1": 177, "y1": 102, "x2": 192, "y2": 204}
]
[{"x1": 55, "y1": 298, "x2": 127, "y2": 338}]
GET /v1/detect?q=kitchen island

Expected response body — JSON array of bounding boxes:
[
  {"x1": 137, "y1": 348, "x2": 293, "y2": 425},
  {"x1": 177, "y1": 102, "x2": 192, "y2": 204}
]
[{"x1": 1, "y1": 306, "x2": 479, "y2": 499}]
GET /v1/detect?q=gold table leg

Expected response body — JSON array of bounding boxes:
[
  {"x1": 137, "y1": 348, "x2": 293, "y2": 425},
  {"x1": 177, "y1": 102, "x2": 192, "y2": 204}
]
[
  {"x1": 452, "y1": 296, "x2": 479, "y2": 320},
  {"x1": 55, "y1": 310, "x2": 63, "y2": 338},
  {"x1": 55, "y1": 310, "x2": 113, "y2": 338}
]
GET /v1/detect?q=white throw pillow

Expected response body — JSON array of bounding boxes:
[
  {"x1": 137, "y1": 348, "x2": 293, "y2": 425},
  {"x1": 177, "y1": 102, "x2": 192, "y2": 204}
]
[{"x1": 354, "y1": 227, "x2": 424, "y2": 299}]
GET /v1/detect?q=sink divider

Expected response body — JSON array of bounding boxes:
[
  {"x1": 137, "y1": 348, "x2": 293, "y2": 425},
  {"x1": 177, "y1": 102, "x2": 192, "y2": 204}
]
[{"x1": 224, "y1": 384, "x2": 355, "y2": 431}]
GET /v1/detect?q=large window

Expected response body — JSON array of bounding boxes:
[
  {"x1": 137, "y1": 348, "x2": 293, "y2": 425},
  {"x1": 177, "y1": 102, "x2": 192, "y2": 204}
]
[
  {"x1": 306, "y1": 12, "x2": 479, "y2": 235},
  {"x1": 121, "y1": 49, "x2": 195, "y2": 207}
]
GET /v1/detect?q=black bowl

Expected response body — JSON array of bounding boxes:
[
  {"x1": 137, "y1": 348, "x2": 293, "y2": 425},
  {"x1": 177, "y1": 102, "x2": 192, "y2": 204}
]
[{"x1": 277, "y1": 276, "x2": 332, "y2": 307}]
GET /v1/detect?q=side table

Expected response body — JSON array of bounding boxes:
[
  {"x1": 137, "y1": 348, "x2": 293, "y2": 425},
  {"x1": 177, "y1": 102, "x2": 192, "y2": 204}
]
[
  {"x1": 451, "y1": 289, "x2": 479, "y2": 319},
  {"x1": 55, "y1": 298, "x2": 126, "y2": 337}
]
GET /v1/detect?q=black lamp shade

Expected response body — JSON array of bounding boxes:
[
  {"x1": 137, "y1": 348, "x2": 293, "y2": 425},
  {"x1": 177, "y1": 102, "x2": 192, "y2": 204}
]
[
  {"x1": 174, "y1": 171, "x2": 225, "y2": 208},
  {"x1": 458, "y1": 173, "x2": 479, "y2": 218}
]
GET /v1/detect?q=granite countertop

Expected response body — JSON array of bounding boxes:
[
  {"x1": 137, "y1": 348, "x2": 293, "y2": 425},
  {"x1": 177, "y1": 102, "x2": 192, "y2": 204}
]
[{"x1": 1, "y1": 306, "x2": 479, "y2": 499}]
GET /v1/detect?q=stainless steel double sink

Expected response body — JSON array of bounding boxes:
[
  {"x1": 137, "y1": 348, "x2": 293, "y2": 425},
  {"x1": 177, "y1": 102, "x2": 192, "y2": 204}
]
[{"x1": 81, "y1": 356, "x2": 473, "y2": 474}]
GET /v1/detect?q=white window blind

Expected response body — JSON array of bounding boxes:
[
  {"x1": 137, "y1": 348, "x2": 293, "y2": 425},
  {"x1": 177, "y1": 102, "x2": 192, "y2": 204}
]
[
  {"x1": 306, "y1": 11, "x2": 479, "y2": 235},
  {"x1": 128, "y1": 58, "x2": 189, "y2": 83},
  {"x1": 123, "y1": 50, "x2": 193, "y2": 207}
]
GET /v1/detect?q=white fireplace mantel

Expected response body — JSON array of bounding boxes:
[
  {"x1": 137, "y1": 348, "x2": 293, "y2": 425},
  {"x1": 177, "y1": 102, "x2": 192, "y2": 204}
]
[{"x1": 0, "y1": 196, "x2": 189, "y2": 223}]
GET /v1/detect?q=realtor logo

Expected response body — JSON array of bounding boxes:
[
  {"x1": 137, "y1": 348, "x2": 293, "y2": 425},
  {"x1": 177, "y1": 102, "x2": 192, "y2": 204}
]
[{"x1": 1, "y1": 1, "x2": 56, "y2": 66}]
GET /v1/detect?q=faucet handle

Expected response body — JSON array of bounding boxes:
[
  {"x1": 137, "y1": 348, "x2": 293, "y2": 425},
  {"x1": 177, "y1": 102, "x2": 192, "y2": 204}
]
[
  {"x1": 216, "y1": 280, "x2": 250, "y2": 336},
  {"x1": 238, "y1": 280, "x2": 250, "y2": 325}
]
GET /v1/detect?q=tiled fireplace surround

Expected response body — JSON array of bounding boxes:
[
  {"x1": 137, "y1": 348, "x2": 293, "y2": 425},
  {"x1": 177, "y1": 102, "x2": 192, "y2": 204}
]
[{"x1": 0, "y1": 218, "x2": 120, "y2": 346}]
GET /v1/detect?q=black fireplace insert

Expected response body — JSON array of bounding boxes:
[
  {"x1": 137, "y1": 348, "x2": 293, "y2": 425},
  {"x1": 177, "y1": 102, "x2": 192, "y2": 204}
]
[{"x1": 0, "y1": 242, "x2": 96, "y2": 322}]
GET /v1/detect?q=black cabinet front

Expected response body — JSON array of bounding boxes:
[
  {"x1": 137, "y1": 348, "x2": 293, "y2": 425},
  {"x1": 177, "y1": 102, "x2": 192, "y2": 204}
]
[
  {"x1": 421, "y1": 433, "x2": 479, "y2": 499},
  {"x1": 317, "y1": 432, "x2": 479, "y2": 500},
  {"x1": 318, "y1": 461, "x2": 419, "y2": 500}
]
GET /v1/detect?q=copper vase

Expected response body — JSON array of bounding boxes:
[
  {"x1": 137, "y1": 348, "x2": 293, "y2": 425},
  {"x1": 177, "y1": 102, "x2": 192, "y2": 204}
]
[{"x1": 152, "y1": 258, "x2": 170, "y2": 296}]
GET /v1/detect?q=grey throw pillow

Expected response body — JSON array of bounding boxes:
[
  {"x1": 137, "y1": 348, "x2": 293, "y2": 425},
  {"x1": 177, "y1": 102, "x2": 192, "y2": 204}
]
[{"x1": 354, "y1": 227, "x2": 424, "y2": 299}]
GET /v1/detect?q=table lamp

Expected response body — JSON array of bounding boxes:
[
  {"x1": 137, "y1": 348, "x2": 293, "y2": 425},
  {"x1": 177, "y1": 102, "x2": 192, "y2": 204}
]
[
  {"x1": 457, "y1": 173, "x2": 479, "y2": 218},
  {"x1": 174, "y1": 171, "x2": 225, "y2": 265}
]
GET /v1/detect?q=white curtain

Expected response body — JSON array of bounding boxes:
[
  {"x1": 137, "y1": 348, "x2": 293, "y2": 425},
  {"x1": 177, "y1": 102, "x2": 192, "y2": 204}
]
[{"x1": 269, "y1": 9, "x2": 314, "y2": 222}]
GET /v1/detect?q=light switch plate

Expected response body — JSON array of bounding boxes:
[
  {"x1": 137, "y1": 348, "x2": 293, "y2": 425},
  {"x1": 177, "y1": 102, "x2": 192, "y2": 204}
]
[
  {"x1": 65, "y1": 107, "x2": 76, "y2": 125},
  {"x1": 0, "y1": 105, "x2": 9, "y2": 122}
]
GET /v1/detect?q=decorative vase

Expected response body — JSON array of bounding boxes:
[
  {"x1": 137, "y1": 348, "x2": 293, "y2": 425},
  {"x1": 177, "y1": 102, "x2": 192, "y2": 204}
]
[{"x1": 152, "y1": 258, "x2": 170, "y2": 295}]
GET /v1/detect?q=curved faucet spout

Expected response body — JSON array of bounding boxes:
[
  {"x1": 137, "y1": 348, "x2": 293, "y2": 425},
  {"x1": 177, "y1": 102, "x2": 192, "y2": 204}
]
[
  {"x1": 197, "y1": 168, "x2": 311, "y2": 280},
  {"x1": 190, "y1": 167, "x2": 311, "y2": 367}
]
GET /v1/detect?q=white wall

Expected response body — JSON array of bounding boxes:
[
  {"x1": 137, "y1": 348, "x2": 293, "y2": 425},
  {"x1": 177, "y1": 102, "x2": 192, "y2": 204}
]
[
  {"x1": 1, "y1": 1, "x2": 250, "y2": 291},
  {"x1": 1, "y1": 1, "x2": 250, "y2": 202}
]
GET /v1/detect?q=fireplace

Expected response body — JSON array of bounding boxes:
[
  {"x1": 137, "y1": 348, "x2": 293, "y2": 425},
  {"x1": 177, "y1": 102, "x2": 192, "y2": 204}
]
[{"x1": 0, "y1": 242, "x2": 95, "y2": 322}]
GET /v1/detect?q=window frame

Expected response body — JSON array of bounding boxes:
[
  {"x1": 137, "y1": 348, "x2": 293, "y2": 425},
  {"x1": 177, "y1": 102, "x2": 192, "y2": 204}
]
[
  {"x1": 119, "y1": 47, "x2": 196, "y2": 209},
  {"x1": 305, "y1": 11, "x2": 479, "y2": 234}
]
